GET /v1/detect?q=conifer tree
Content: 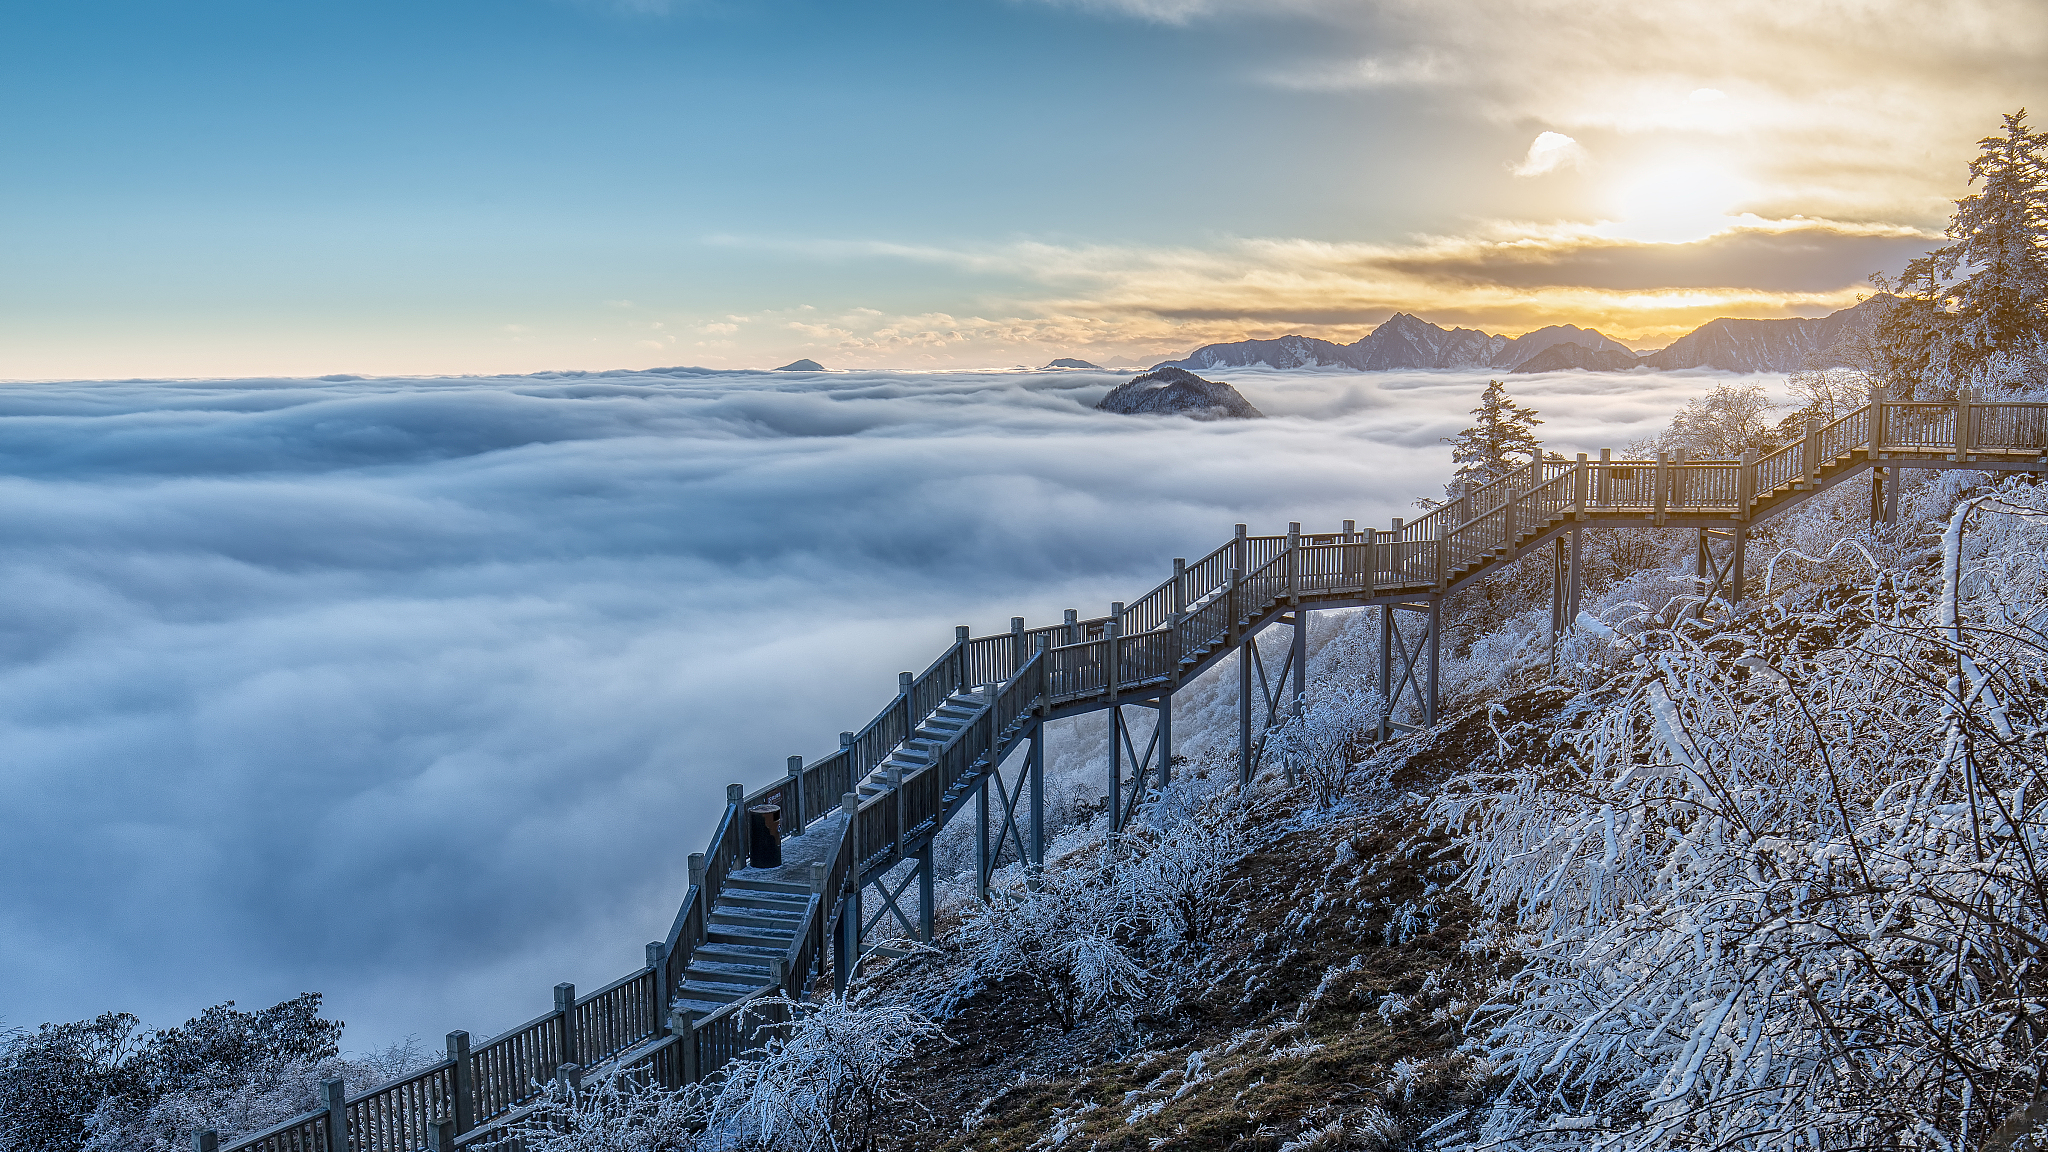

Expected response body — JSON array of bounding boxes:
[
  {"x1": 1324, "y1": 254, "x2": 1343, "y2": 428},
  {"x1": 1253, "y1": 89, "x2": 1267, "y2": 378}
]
[
  {"x1": 1878, "y1": 110, "x2": 2048, "y2": 393},
  {"x1": 1445, "y1": 378, "x2": 1543, "y2": 486}
]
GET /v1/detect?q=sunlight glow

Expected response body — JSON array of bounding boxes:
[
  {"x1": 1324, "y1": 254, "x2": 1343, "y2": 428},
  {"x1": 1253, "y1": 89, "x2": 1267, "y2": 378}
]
[{"x1": 1600, "y1": 162, "x2": 1755, "y2": 244}]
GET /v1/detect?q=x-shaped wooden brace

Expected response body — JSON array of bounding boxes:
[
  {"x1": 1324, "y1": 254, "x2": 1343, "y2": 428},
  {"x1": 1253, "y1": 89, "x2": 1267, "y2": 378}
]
[
  {"x1": 1243, "y1": 626, "x2": 1297, "y2": 773},
  {"x1": 1697, "y1": 528, "x2": 1742, "y2": 615},
  {"x1": 1382, "y1": 603, "x2": 1434, "y2": 733},
  {"x1": 1114, "y1": 702, "x2": 1167, "y2": 829},
  {"x1": 979, "y1": 744, "x2": 1035, "y2": 888},
  {"x1": 862, "y1": 860, "x2": 925, "y2": 943}
]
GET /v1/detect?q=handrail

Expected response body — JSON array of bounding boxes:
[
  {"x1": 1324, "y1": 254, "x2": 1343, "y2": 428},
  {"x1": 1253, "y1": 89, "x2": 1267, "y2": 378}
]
[{"x1": 225, "y1": 393, "x2": 2048, "y2": 1152}]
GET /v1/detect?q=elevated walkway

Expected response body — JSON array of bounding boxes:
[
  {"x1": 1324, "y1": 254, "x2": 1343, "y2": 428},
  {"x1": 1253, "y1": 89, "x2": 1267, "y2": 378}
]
[{"x1": 228, "y1": 388, "x2": 2048, "y2": 1152}]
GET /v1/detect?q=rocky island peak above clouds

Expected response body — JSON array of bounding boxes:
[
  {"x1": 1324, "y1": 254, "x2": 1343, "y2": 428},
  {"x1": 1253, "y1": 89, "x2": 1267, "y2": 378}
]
[{"x1": 1095, "y1": 366, "x2": 1264, "y2": 420}]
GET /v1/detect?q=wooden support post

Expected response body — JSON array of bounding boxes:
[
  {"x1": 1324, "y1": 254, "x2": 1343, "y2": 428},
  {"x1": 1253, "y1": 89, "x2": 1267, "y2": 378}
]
[
  {"x1": 1172, "y1": 558, "x2": 1187, "y2": 616},
  {"x1": 1426, "y1": 597, "x2": 1442, "y2": 727},
  {"x1": 1501, "y1": 491, "x2": 1516, "y2": 551},
  {"x1": 1108, "y1": 704, "x2": 1123, "y2": 832},
  {"x1": 1957, "y1": 386, "x2": 1974, "y2": 461},
  {"x1": 1027, "y1": 727, "x2": 1045, "y2": 871},
  {"x1": 1550, "y1": 534, "x2": 1567, "y2": 651},
  {"x1": 1673, "y1": 449, "x2": 1688, "y2": 507},
  {"x1": 1804, "y1": 415, "x2": 1821, "y2": 483},
  {"x1": 916, "y1": 843, "x2": 935, "y2": 942},
  {"x1": 1433, "y1": 516, "x2": 1449, "y2": 590},
  {"x1": 1731, "y1": 526, "x2": 1746, "y2": 603},
  {"x1": 446, "y1": 1030, "x2": 474, "y2": 1134},
  {"x1": 1738, "y1": 449, "x2": 1756, "y2": 519},
  {"x1": 1870, "y1": 381, "x2": 1888, "y2": 454},
  {"x1": 1290, "y1": 609, "x2": 1306, "y2": 719},
  {"x1": 1653, "y1": 451, "x2": 1668, "y2": 524},
  {"x1": 320, "y1": 1080, "x2": 347, "y2": 1152},
  {"x1": 427, "y1": 1120, "x2": 456, "y2": 1152},
  {"x1": 1378, "y1": 604, "x2": 1394, "y2": 741},
  {"x1": 555, "y1": 982, "x2": 578, "y2": 1070},
  {"x1": 786, "y1": 755, "x2": 804, "y2": 830},
  {"x1": 1568, "y1": 524, "x2": 1583, "y2": 623},
  {"x1": 976, "y1": 771, "x2": 990, "y2": 900},
  {"x1": 1390, "y1": 517, "x2": 1405, "y2": 583},
  {"x1": 1574, "y1": 453, "x2": 1588, "y2": 518},
  {"x1": 1063, "y1": 608, "x2": 1077, "y2": 644},
  {"x1": 1598, "y1": 447, "x2": 1612, "y2": 506},
  {"x1": 1227, "y1": 567, "x2": 1242, "y2": 643},
  {"x1": 1158, "y1": 696, "x2": 1172, "y2": 787},
  {"x1": 1238, "y1": 639, "x2": 1253, "y2": 783},
  {"x1": 1233, "y1": 522, "x2": 1247, "y2": 578},
  {"x1": 835, "y1": 794, "x2": 857, "y2": 995},
  {"x1": 1885, "y1": 468, "x2": 1900, "y2": 523}
]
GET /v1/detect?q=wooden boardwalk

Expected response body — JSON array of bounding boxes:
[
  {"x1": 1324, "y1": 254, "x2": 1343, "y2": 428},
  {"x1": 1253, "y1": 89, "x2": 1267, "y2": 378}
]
[{"x1": 219, "y1": 389, "x2": 2048, "y2": 1152}]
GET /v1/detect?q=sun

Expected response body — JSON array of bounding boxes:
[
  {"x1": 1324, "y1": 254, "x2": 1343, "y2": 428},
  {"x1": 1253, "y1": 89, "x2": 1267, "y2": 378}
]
[{"x1": 1600, "y1": 162, "x2": 1756, "y2": 244}]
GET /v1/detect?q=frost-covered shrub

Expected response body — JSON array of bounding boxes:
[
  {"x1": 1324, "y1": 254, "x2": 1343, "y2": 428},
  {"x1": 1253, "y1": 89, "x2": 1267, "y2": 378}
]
[
  {"x1": 512, "y1": 996, "x2": 937, "y2": 1152},
  {"x1": 955, "y1": 859, "x2": 1148, "y2": 1030},
  {"x1": 1119, "y1": 777, "x2": 1253, "y2": 969},
  {"x1": 1265, "y1": 684, "x2": 1385, "y2": 808},
  {"x1": 1434, "y1": 482, "x2": 2048, "y2": 1151}
]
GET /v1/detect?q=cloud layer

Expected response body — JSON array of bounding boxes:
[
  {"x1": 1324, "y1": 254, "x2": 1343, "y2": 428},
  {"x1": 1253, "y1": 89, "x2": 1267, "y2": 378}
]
[{"x1": 0, "y1": 365, "x2": 1788, "y2": 1047}]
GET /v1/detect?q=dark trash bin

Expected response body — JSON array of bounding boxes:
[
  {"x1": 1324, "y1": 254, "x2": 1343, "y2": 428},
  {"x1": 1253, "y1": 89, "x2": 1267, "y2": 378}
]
[{"x1": 748, "y1": 804, "x2": 782, "y2": 868}]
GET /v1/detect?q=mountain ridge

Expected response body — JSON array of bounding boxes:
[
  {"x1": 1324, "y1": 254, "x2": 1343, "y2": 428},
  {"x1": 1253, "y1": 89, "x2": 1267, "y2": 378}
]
[{"x1": 1155, "y1": 297, "x2": 1894, "y2": 375}]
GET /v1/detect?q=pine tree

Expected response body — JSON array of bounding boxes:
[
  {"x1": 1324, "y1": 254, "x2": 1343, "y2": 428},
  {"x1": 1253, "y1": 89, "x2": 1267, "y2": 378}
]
[
  {"x1": 1445, "y1": 378, "x2": 1543, "y2": 486},
  {"x1": 1880, "y1": 110, "x2": 2048, "y2": 394}
]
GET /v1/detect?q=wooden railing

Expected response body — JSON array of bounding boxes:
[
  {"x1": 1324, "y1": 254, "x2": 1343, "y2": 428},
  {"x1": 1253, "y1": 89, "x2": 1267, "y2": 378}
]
[{"x1": 220, "y1": 389, "x2": 2048, "y2": 1152}]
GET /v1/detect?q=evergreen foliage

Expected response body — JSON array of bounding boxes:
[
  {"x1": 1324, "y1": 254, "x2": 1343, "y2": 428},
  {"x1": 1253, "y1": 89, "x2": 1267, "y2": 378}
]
[
  {"x1": 1876, "y1": 110, "x2": 2048, "y2": 394},
  {"x1": 1445, "y1": 379, "x2": 1543, "y2": 486}
]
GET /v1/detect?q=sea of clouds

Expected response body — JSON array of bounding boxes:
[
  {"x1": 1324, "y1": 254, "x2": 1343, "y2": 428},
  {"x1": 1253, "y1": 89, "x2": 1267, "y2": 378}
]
[{"x1": 0, "y1": 363, "x2": 1785, "y2": 1049}]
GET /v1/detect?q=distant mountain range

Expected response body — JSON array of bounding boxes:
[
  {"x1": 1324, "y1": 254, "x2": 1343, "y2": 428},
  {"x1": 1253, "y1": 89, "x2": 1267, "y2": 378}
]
[{"x1": 1154, "y1": 297, "x2": 1894, "y2": 376}]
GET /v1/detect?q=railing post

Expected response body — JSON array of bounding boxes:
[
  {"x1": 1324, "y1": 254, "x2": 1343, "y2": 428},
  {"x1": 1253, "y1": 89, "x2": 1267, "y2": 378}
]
[
  {"x1": 1390, "y1": 517, "x2": 1404, "y2": 582},
  {"x1": 1804, "y1": 415, "x2": 1821, "y2": 482},
  {"x1": 1286, "y1": 522, "x2": 1300, "y2": 604},
  {"x1": 1573, "y1": 453, "x2": 1587, "y2": 518},
  {"x1": 1172, "y1": 558, "x2": 1186, "y2": 614},
  {"x1": 427, "y1": 1120, "x2": 456, "y2": 1152},
  {"x1": 1738, "y1": 449, "x2": 1756, "y2": 520},
  {"x1": 446, "y1": 1030, "x2": 474, "y2": 1134},
  {"x1": 191, "y1": 1131, "x2": 218, "y2": 1152},
  {"x1": 1869, "y1": 382, "x2": 1887, "y2": 455},
  {"x1": 1227, "y1": 568, "x2": 1242, "y2": 643},
  {"x1": 1168, "y1": 610, "x2": 1185, "y2": 681},
  {"x1": 1063, "y1": 608, "x2": 1077, "y2": 645},
  {"x1": 1598, "y1": 448, "x2": 1612, "y2": 506},
  {"x1": 1233, "y1": 523, "x2": 1247, "y2": 579},
  {"x1": 898, "y1": 670, "x2": 914, "y2": 728},
  {"x1": 1654, "y1": 451, "x2": 1669, "y2": 525},
  {"x1": 555, "y1": 982, "x2": 578, "y2": 1070},
  {"x1": 1956, "y1": 386, "x2": 1973, "y2": 460},
  {"x1": 728, "y1": 783, "x2": 747, "y2": 869},
  {"x1": 786, "y1": 755, "x2": 804, "y2": 830},
  {"x1": 1433, "y1": 517, "x2": 1448, "y2": 592},
  {"x1": 1010, "y1": 617, "x2": 1024, "y2": 675},
  {"x1": 673, "y1": 1008, "x2": 699, "y2": 1084},
  {"x1": 954, "y1": 625, "x2": 970, "y2": 691},
  {"x1": 1501, "y1": 488, "x2": 1516, "y2": 549},
  {"x1": 320, "y1": 1079, "x2": 347, "y2": 1152},
  {"x1": 1673, "y1": 449, "x2": 1688, "y2": 507},
  {"x1": 1366, "y1": 529, "x2": 1379, "y2": 593},
  {"x1": 645, "y1": 941, "x2": 668, "y2": 1035},
  {"x1": 1106, "y1": 610, "x2": 1122, "y2": 701}
]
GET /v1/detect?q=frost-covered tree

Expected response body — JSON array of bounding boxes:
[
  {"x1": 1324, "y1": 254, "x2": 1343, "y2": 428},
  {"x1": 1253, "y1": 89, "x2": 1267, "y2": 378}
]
[
  {"x1": 0, "y1": 1014, "x2": 141, "y2": 1152},
  {"x1": 1264, "y1": 684, "x2": 1385, "y2": 808},
  {"x1": 1880, "y1": 110, "x2": 2048, "y2": 394},
  {"x1": 1433, "y1": 483, "x2": 2048, "y2": 1151},
  {"x1": 1445, "y1": 379, "x2": 1543, "y2": 486},
  {"x1": 1656, "y1": 381, "x2": 1779, "y2": 459}
]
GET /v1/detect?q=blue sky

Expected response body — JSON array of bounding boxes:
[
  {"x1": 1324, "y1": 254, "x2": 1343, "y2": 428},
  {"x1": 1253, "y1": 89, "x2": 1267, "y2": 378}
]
[{"x1": 1, "y1": 1, "x2": 2041, "y2": 374}]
